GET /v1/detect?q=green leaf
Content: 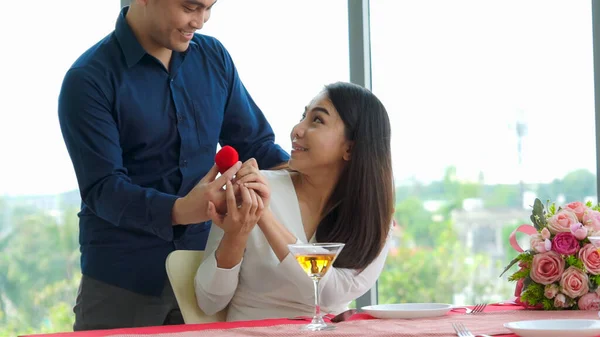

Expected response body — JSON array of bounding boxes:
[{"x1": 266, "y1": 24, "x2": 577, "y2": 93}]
[
  {"x1": 501, "y1": 251, "x2": 534, "y2": 277},
  {"x1": 548, "y1": 202, "x2": 557, "y2": 216},
  {"x1": 500, "y1": 255, "x2": 521, "y2": 277},
  {"x1": 508, "y1": 268, "x2": 530, "y2": 281},
  {"x1": 518, "y1": 252, "x2": 534, "y2": 263},
  {"x1": 530, "y1": 198, "x2": 547, "y2": 230},
  {"x1": 542, "y1": 298, "x2": 554, "y2": 310},
  {"x1": 565, "y1": 255, "x2": 585, "y2": 270},
  {"x1": 520, "y1": 282, "x2": 544, "y2": 306},
  {"x1": 592, "y1": 275, "x2": 600, "y2": 286}
]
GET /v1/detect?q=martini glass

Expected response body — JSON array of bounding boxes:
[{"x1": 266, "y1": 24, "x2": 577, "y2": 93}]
[
  {"x1": 588, "y1": 236, "x2": 600, "y2": 318},
  {"x1": 287, "y1": 242, "x2": 345, "y2": 331}
]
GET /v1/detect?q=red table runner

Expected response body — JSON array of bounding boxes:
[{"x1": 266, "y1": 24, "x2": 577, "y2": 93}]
[{"x1": 21, "y1": 303, "x2": 598, "y2": 337}]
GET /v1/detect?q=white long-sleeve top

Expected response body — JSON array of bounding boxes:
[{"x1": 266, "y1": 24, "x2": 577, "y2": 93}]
[{"x1": 194, "y1": 169, "x2": 391, "y2": 322}]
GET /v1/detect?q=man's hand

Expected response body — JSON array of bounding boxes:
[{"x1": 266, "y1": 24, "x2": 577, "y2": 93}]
[
  {"x1": 207, "y1": 180, "x2": 264, "y2": 235},
  {"x1": 171, "y1": 161, "x2": 242, "y2": 225}
]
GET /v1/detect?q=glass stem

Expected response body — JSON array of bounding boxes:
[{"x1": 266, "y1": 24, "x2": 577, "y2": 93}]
[{"x1": 313, "y1": 277, "x2": 321, "y2": 320}]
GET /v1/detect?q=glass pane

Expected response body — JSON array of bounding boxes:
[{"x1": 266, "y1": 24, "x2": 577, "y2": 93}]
[
  {"x1": 371, "y1": 0, "x2": 596, "y2": 305},
  {"x1": 0, "y1": 1, "x2": 348, "y2": 334},
  {"x1": 0, "y1": 2, "x2": 119, "y2": 335},
  {"x1": 202, "y1": 0, "x2": 349, "y2": 153}
]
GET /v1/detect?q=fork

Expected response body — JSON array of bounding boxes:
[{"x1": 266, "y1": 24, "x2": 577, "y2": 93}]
[
  {"x1": 452, "y1": 303, "x2": 488, "y2": 314},
  {"x1": 452, "y1": 322, "x2": 493, "y2": 337},
  {"x1": 469, "y1": 303, "x2": 487, "y2": 314}
]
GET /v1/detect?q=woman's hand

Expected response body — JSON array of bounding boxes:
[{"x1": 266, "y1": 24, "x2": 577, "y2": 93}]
[
  {"x1": 207, "y1": 180, "x2": 264, "y2": 236},
  {"x1": 234, "y1": 158, "x2": 271, "y2": 208}
]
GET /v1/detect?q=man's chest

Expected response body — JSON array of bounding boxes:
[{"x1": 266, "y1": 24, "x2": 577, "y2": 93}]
[{"x1": 112, "y1": 65, "x2": 229, "y2": 153}]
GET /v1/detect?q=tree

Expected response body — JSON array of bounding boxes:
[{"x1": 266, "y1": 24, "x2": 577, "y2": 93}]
[
  {"x1": 379, "y1": 166, "x2": 519, "y2": 305},
  {"x1": 379, "y1": 198, "x2": 496, "y2": 305},
  {"x1": 561, "y1": 169, "x2": 596, "y2": 202},
  {"x1": 0, "y1": 203, "x2": 80, "y2": 335},
  {"x1": 483, "y1": 185, "x2": 521, "y2": 209},
  {"x1": 534, "y1": 170, "x2": 596, "y2": 202},
  {"x1": 394, "y1": 197, "x2": 435, "y2": 247}
]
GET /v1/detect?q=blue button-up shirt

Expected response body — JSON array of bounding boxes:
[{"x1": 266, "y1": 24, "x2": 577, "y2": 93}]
[{"x1": 58, "y1": 7, "x2": 289, "y2": 296}]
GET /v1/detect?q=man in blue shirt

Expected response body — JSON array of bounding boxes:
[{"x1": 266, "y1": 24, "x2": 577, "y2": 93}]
[{"x1": 58, "y1": 0, "x2": 288, "y2": 330}]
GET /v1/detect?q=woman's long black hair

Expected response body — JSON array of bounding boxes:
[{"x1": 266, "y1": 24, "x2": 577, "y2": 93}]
[{"x1": 316, "y1": 82, "x2": 394, "y2": 270}]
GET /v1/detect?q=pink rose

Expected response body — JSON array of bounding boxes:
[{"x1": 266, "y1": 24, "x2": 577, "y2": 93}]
[
  {"x1": 547, "y1": 209, "x2": 579, "y2": 234},
  {"x1": 536, "y1": 240, "x2": 551, "y2": 253},
  {"x1": 565, "y1": 201, "x2": 587, "y2": 221},
  {"x1": 560, "y1": 266, "x2": 589, "y2": 298},
  {"x1": 530, "y1": 234, "x2": 546, "y2": 253},
  {"x1": 570, "y1": 223, "x2": 588, "y2": 240},
  {"x1": 577, "y1": 293, "x2": 600, "y2": 310},
  {"x1": 554, "y1": 293, "x2": 568, "y2": 308},
  {"x1": 579, "y1": 243, "x2": 600, "y2": 275},
  {"x1": 583, "y1": 210, "x2": 600, "y2": 231},
  {"x1": 530, "y1": 234, "x2": 552, "y2": 253},
  {"x1": 541, "y1": 228, "x2": 551, "y2": 240},
  {"x1": 530, "y1": 251, "x2": 565, "y2": 285},
  {"x1": 552, "y1": 232, "x2": 580, "y2": 255},
  {"x1": 543, "y1": 284, "x2": 559, "y2": 299},
  {"x1": 544, "y1": 284, "x2": 560, "y2": 299},
  {"x1": 530, "y1": 233, "x2": 542, "y2": 246}
]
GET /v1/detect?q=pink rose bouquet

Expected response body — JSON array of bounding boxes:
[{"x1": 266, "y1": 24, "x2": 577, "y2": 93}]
[{"x1": 502, "y1": 198, "x2": 600, "y2": 310}]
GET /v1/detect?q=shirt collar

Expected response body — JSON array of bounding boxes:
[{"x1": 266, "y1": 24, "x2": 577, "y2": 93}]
[{"x1": 115, "y1": 6, "x2": 146, "y2": 68}]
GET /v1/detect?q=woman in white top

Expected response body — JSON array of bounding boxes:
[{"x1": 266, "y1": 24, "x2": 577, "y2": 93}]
[{"x1": 194, "y1": 82, "x2": 395, "y2": 322}]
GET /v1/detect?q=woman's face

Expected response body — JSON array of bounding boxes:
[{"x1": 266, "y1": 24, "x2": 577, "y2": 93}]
[{"x1": 288, "y1": 91, "x2": 352, "y2": 175}]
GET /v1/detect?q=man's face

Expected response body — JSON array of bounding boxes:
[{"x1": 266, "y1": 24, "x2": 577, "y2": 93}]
[{"x1": 144, "y1": 0, "x2": 216, "y2": 52}]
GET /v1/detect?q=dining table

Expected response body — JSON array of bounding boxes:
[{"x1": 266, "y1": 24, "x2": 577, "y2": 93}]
[{"x1": 17, "y1": 303, "x2": 600, "y2": 337}]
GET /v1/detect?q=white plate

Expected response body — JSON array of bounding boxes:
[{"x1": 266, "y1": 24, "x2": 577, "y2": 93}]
[
  {"x1": 360, "y1": 303, "x2": 452, "y2": 319},
  {"x1": 504, "y1": 319, "x2": 600, "y2": 337}
]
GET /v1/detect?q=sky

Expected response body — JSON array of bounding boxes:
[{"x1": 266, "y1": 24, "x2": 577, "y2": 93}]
[{"x1": 0, "y1": 0, "x2": 596, "y2": 196}]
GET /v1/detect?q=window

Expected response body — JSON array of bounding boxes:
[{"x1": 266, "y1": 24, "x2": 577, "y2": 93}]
[
  {"x1": 370, "y1": 0, "x2": 596, "y2": 305},
  {"x1": 0, "y1": 1, "x2": 119, "y2": 334},
  {"x1": 202, "y1": 0, "x2": 350, "y2": 152},
  {"x1": 2, "y1": 1, "x2": 598, "y2": 334},
  {"x1": 0, "y1": 1, "x2": 349, "y2": 334}
]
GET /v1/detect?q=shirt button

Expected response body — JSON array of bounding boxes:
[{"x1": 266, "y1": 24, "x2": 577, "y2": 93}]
[
  {"x1": 177, "y1": 114, "x2": 183, "y2": 121},
  {"x1": 182, "y1": 159, "x2": 188, "y2": 167}
]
